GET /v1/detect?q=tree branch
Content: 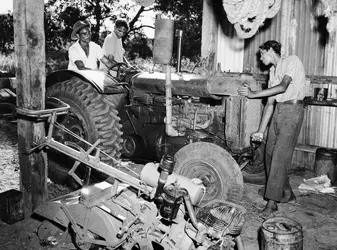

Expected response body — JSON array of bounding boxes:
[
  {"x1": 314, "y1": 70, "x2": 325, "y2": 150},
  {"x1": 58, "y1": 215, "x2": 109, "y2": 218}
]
[
  {"x1": 129, "y1": 6, "x2": 145, "y2": 30},
  {"x1": 86, "y1": 0, "x2": 95, "y2": 7},
  {"x1": 132, "y1": 25, "x2": 154, "y2": 31}
]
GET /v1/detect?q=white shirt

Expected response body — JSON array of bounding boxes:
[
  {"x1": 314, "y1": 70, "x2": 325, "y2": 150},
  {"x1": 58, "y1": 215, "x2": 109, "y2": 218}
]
[
  {"x1": 268, "y1": 55, "x2": 306, "y2": 102},
  {"x1": 68, "y1": 41, "x2": 103, "y2": 70},
  {"x1": 100, "y1": 31, "x2": 125, "y2": 70}
]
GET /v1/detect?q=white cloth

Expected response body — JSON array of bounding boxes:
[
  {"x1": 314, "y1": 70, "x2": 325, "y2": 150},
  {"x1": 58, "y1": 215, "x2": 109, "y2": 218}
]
[
  {"x1": 68, "y1": 41, "x2": 103, "y2": 70},
  {"x1": 100, "y1": 31, "x2": 125, "y2": 70},
  {"x1": 268, "y1": 55, "x2": 306, "y2": 102}
]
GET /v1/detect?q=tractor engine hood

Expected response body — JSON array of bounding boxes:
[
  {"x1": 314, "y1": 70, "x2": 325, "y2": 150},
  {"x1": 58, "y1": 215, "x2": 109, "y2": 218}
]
[{"x1": 131, "y1": 71, "x2": 259, "y2": 98}]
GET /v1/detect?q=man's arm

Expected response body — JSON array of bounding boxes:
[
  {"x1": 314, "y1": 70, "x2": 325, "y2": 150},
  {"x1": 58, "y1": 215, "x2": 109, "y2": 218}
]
[
  {"x1": 100, "y1": 55, "x2": 119, "y2": 70},
  {"x1": 74, "y1": 60, "x2": 91, "y2": 70},
  {"x1": 238, "y1": 75, "x2": 293, "y2": 98},
  {"x1": 251, "y1": 97, "x2": 276, "y2": 142},
  {"x1": 258, "y1": 97, "x2": 276, "y2": 133}
]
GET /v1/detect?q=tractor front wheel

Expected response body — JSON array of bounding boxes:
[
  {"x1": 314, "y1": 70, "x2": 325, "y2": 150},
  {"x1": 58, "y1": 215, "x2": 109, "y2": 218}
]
[{"x1": 174, "y1": 142, "x2": 244, "y2": 205}]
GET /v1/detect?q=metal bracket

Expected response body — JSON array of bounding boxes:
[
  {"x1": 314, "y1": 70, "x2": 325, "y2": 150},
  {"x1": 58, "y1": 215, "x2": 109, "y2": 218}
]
[
  {"x1": 67, "y1": 139, "x2": 101, "y2": 187},
  {"x1": 16, "y1": 97, "x2": 70, "y2": 120}
]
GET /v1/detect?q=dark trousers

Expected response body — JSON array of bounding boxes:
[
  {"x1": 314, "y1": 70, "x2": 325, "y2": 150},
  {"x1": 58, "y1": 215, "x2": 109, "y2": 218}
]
[{"x1": 264, "y1": 103, "x2": 304, "y2": 202}]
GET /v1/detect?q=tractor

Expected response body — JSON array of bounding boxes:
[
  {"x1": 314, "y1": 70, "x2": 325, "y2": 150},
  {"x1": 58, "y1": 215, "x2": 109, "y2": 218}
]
[
  {"x1": 0, "y1": 21, "x2": 267, "y2": 205},
  {"x1": 41, "y1": 57, "x2": 267, "y2": 204}
]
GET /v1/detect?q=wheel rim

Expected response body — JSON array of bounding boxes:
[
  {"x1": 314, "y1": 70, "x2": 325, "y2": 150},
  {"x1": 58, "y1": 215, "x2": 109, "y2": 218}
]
[
  {"x1": 174, "y1": 142, "x2": 244, "y2": 204},
  {"x1": 177, "y1": 160, "x2": 223, "y2": 204}
]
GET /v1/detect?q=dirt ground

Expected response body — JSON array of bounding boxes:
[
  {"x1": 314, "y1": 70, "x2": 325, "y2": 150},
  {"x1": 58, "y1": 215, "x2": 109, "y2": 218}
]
[{"x1": 0, "y1": 117, "x2": 337, "y2": 250}]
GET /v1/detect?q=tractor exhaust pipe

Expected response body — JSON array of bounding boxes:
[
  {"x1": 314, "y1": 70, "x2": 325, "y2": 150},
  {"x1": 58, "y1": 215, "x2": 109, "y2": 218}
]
[
  {"x1": 175, "y1": 29, "x2": 183, "y2": 73},
  {"x1": 153, "y1": 15, "x2": 181, "y2": 136}
]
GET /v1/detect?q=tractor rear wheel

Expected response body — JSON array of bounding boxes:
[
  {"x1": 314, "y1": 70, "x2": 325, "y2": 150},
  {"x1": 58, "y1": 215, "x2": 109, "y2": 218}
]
[
  {"x1": 174, "y1": 142, "x2": 244, "y2": 205},
  {"x1": 46, "y1": 77, "x2": 124, "y2": 186}
]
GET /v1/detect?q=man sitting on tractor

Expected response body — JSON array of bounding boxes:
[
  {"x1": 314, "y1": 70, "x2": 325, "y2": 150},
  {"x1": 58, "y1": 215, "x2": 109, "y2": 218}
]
[
  {"x1": 99, "y1": 19, "x2": 129, "y2": 76},
  {"x1": 67, "y1": 20, "x2": 115, "y2": 71}
]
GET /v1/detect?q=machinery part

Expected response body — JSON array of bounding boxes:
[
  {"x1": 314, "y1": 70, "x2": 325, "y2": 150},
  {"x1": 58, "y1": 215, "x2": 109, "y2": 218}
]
[
  {"x1": 131, "y1": 71, "x2": 253, "y2": 98},
  {"x1": 37, "y1": 220, "x2": 68, "y2": 246},
  {"x1": 32, "y1": 128, "x2": 247, "y2": 250},
  {"x1": 235, "y1": 235, "x2": 245, "y2": 250},
  {"x1": 174, "y1": 142, "x2": 244, "y2": 205},
  {"x1": 46, "y1": 77, "x2": 124, "y2": 186},
  {"x1": 159, "y1": 185, "x2": 184, "y2": 221},
  {"x1": 206, "y1": 236, "x2": 236, "y2": 250},
  {"x1": 46, "y1": 69, "x2": 121, "y2": 94},
  {"x1": 0, "y1": 102, "x2": 16, "y2": 120},
  {"x1": 124, "y1": 227, "x2": 179, "y2": 250},
  {"x1": 158, "y1": 154, "x2": 175, "y2": 174},
  {"x1": 241, "y1": 142, "x2": 266, "y2": 184},
  {"x1": 196, "y1": 200, "x2": 246, "y2": 236},
  {"x1": 108, "y1": 62, "x2": 129, "y2": 79},
  {"x1": 153, "y1": 17, "x2": 175, "y2": 65},
  {"x1": 70, "y1": 225, "x2": 100, "y2": 250},
  {"x1": 140, "y1": 162, "x2": 206, "y2": 206},
  {"x1": 122, "y1": 134, "x2": 146, "y2": 158},
  {"x1": 154, "y1": 155, "x2": 175, "y2": 200}
]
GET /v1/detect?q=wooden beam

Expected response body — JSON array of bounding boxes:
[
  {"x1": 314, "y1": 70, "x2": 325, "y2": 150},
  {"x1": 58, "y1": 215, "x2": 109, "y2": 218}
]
[
  {"x1": 13, "y1": 0, "x2": 47, "y2": 215},
  {"x1": 201, "y1": 0, "x2": 218, "y2": 72}
]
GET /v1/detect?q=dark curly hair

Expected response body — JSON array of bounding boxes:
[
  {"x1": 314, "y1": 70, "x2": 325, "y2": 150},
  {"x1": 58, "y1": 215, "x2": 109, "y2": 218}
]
[
  {"x1": 259, "y1": 40, "x2": 281, "y2": 56},
  {"x1": 115, "y1": 19, "x2": 129, "y2": 32}
]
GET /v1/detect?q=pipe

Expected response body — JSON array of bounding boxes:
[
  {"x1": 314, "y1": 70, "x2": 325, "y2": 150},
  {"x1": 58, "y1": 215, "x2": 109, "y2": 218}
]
[
  {"x1": 175, "y1": 29, "x2": 183, "y2": 73},
  {"x1": 181, "y1": 189, "x2": 199, "y2": 229},
  {"x1": 235, "y1": 235, "x2": 245, "y2": 250},
  {"x1": 165, "y1": 65, "x2": 181, "y2": 136}
]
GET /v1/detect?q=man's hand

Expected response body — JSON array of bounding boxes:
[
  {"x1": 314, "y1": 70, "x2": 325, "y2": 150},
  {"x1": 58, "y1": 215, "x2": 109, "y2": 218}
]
[
  {"x1": 106, "y1": 54, "x2": 115, "y2": 62},
  {"x1": 251, "y1": 132, "x2": 264, "y2": 142},
  {"x1": 237, "y1": 84, "x2": 254, "y2": 98}
]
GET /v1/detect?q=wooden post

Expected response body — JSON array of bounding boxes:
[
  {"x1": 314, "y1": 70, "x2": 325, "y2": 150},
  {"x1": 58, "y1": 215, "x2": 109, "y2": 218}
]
[
  {"x1": 13, "y1": 0, "x2": 47, "y2": 215},
  {"x1": 201, "y1": 0, "x2": 218, "y2": 72}
]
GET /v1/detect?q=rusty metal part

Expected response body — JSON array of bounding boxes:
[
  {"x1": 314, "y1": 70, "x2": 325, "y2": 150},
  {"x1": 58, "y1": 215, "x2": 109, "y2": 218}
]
[{"x1": 132, "y1": 71, "x2": 258, "y2": 98}]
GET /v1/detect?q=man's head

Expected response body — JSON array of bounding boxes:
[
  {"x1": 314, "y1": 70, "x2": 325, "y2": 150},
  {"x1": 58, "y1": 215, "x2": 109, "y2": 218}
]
[
  {"x1": 259, "y1": 40, "x2": 281, "y2": 66},
  {"x1": 114, "y1": 19, "x2": 129, "y2": 39},
  {"x1": 71, "y1": 20, "x2": 91, "y2": 43}
]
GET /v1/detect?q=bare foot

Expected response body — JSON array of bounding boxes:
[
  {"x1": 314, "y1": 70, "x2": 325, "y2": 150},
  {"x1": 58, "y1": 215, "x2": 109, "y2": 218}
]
[{"x1": 259, "y1": 201, "x2": 278, "y2": 219}]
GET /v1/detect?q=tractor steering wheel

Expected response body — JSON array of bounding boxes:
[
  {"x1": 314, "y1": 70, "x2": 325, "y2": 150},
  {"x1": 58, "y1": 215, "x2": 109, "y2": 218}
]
[{"x1": 109, "y1": 62, "x2": 129, "y2": 79}]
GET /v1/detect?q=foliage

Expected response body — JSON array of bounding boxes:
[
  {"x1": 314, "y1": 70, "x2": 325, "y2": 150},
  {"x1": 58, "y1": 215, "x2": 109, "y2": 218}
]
[
  {"x1": 0, "y1": 0, "x2": 205, "y2": 74},
  {"x1": 125, "y1": 34, "x2": 153, "y2": 59},
  {"x1": 0, "y1": 53, "x2": 15, "y2": 75},
  {"x1": 154, "y1": 0, "x2": 203, "y2": 60},
  {"x1": 0, "y1": 14, "x2": 14, "y2": 55},
  {"x1": 130, "y1": 56, "x2": 209, "y2": 76},
  {"x1": 44, "y1": 0, "x2": 153, "y2": 45}
]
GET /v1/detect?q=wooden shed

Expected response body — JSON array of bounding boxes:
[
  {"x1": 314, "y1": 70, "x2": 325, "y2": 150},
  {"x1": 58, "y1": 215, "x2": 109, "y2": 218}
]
[{"x1": 202, "y1": 0, "x2": 337, "y2": 171}]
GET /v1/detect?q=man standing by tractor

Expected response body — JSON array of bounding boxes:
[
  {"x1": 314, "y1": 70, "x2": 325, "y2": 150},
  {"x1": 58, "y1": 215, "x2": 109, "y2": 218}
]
[
  {"x1": 100, "y1": 19, "x2": 129, "y2": 76},
  {"x1": 238, "y1": 40, "x2": 306, "y2": 217},
  {"x1": 68, "y1": 20, "x2": 115, "y2": 71}
]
